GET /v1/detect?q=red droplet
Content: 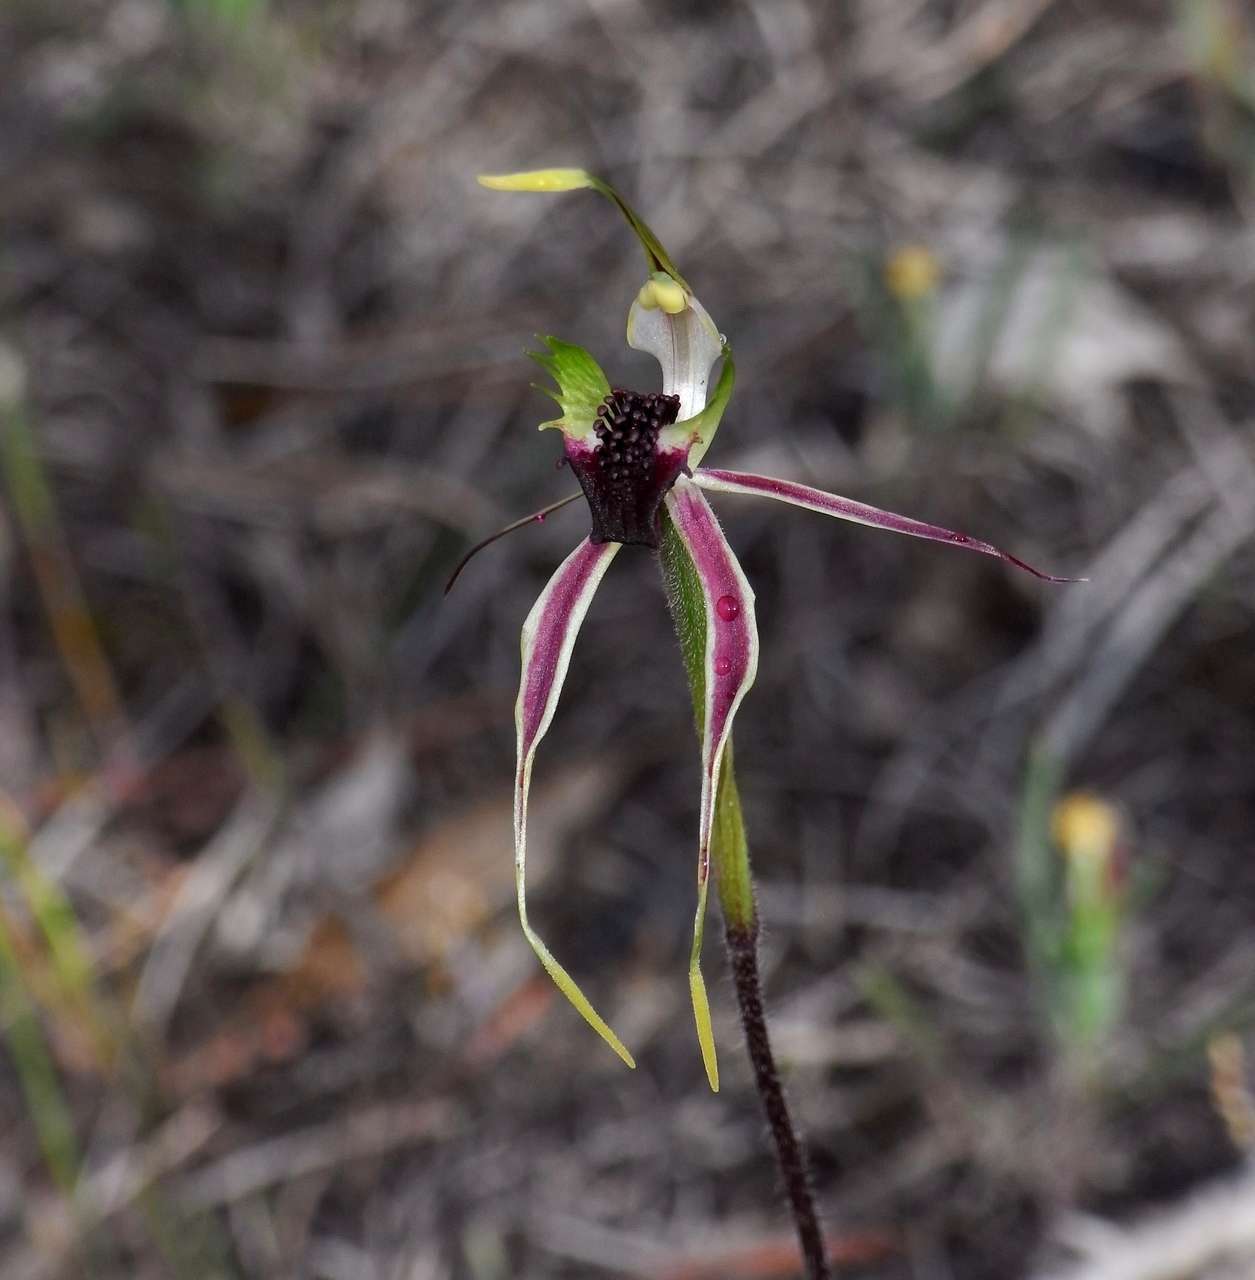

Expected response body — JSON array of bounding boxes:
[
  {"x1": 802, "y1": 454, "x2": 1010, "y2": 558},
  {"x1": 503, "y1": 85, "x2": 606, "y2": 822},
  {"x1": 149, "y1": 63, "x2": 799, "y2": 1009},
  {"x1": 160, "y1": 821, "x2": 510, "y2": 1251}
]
[
  {"x1": 536, "y1": 513, "x2": 545, "y2": 523},
  {"x1": 714, "y1": 656, "x2": 732, "y2": 676},
  {"x1": 716, "y1": 594, "x2": 739, "y2": 621}
]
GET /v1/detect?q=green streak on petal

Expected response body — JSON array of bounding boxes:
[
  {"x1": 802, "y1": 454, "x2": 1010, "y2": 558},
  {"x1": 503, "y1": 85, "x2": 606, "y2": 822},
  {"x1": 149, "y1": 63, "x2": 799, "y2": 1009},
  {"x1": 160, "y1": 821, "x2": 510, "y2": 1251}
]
[
  {"x1": 712, "y1": 743, "x2": 754, "y2": 931},
  {"x1": 660, "y1": 510, "x2": 706, "y2": 726},
  {"x1": 528, "y1": 336, "x2": 611, "y2": 435},
  {"x1": 667, "y1": 346, "x2": 735, "y2": 468},
  {"x1": 478, "y1": 167, "x2": 688, "y2": 289},
  {"x1": 661, "y1": 514, "x2": 756, "y2": 929}
]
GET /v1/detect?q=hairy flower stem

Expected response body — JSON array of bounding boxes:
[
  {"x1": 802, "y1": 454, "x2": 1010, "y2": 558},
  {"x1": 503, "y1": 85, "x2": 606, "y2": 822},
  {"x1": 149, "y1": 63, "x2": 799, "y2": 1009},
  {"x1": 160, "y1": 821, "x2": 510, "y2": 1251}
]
[{"x1": 660, "y1": 515, "x2": 830, "y2": 1280}]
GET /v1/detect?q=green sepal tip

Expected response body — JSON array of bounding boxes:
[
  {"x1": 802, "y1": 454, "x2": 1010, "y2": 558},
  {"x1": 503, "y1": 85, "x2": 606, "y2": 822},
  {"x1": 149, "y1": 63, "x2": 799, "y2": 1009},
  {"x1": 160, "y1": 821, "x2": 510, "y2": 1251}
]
[{"x1": 667, "y1": 344, "x2": 736, "y2": 469}]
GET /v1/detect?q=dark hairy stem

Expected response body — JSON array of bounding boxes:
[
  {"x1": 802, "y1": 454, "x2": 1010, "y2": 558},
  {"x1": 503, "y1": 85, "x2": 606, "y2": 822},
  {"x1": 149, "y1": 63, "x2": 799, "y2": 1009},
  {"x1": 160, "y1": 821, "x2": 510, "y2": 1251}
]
[
  {"x1": 658, "y1": 514, "x2": 828, "y2": 1276},
  {"x1": 726, "y1": 920, "x2": 831, "y2": 1280}
]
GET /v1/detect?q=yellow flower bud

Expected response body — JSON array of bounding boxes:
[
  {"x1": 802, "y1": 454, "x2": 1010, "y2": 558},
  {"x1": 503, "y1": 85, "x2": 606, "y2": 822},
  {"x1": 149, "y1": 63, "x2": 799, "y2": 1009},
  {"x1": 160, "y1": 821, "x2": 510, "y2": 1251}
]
[
  {"x1": 885, "y1": 245, "x2": 940, "y2": 301},
  {"x1": 1051, "y1": 792, "x2": 1119, "y2": 864}
]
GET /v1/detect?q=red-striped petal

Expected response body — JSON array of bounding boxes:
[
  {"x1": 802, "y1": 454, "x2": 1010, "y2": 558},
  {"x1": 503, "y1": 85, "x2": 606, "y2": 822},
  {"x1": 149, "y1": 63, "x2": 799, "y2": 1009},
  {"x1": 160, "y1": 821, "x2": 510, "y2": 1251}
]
[
  {"x1": 515, "y1": 538, "x2": 635, "y2": 1067},
  {"x1": 664, "y1": 478, "x2": 761, "y2": 1090},
  {"x1": 695, "y1": 469, "x2": 1081, "y2": 582}
]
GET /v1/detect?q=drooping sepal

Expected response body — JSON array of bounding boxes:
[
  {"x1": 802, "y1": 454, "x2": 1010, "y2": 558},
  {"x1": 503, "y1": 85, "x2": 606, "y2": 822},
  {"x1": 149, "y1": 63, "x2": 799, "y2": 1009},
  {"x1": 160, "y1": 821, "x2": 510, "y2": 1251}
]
[
  {"x1": 663, "y1": 478, "x2": 761, "y2": 1091},
  {"x1": 528, "y1": 336, "x2": 611, "y2": 439},
  {"x1": 515, "y1": 537, "x2": 635, "y2": 1067},
  {"x1": 694, "y1": 469, "x2": 1082, "y2": 582},
  {"x1": 565, "y1": 387, "x2": 687, "y2": 547}
]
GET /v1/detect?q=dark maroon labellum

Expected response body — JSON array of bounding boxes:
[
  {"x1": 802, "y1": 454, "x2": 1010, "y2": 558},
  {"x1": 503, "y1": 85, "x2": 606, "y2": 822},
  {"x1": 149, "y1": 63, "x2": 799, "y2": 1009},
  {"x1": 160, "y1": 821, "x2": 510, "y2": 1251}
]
[{"x1": 566, "y1": 387, "x2": 686, "y2": 548}]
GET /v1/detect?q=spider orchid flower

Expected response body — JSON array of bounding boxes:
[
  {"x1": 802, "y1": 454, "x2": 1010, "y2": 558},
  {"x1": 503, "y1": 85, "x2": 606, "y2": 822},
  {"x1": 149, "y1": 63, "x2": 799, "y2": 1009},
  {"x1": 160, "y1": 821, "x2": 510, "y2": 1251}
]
[{"x1": 463, "y1": 168, "x2": 1076, "y2": 1091}]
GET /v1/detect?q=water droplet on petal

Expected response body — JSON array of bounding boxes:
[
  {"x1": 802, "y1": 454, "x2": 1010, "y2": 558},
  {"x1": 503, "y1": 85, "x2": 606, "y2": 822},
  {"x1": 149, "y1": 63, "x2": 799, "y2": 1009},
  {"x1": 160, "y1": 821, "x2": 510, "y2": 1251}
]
[
  {"x1": 714, "y1": 656, "x2": 732, "y2": 676},
  {"x1": 716, "y1": 595, "x2": 739, "y2": 621}
]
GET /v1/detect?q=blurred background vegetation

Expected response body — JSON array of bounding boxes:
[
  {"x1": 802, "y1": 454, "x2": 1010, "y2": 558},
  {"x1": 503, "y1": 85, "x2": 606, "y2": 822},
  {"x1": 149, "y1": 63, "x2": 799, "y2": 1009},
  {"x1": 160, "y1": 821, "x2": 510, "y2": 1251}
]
[{"x1": 2, "y1": 0, "x2": 1255, "y2": 1276}]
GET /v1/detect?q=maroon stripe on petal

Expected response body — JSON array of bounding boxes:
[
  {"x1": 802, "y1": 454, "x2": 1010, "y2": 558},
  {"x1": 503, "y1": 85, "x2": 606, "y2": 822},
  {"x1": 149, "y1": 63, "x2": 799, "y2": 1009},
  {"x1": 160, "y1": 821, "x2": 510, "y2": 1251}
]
[
  {"x1": 665, "y1": 481, "x2": 759, "y2": 880},
  {"x1": 518, "y1": 538, "x2": 618, "y2": 753},
  {"x1": 695, "y1": 469, "x2": 1081, "y2": 583},
  {"x1": 513, "y1": 537, "x2": 634, "y2": 1067}
]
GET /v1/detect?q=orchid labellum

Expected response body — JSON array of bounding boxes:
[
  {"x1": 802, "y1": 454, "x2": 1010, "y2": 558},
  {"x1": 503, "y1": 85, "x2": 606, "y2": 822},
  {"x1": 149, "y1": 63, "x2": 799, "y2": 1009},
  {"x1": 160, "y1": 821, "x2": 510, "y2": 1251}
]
[{"x1": 457, "y1": 168, "x2": 1074, "y2": 1093}]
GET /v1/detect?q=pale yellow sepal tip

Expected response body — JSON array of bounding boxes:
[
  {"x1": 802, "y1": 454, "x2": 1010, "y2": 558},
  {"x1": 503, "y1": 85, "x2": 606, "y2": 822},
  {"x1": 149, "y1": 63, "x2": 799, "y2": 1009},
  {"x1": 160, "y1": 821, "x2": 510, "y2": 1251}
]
[
  {"x1": 531, "y1": 942, "x2": 636, "y2": 1068},
  {"x1": 553, "y1": 981, "x2": 637, "y2": 1067},
  {"x1": 478, "y1": 168, "x2": 593, "y2": 193},
  {"x1": 636, "y1": 272, "x2": 688, "y2": 315},
  {"x1": 690, "y1": 970, "x2": 720, "y2": 1092}
]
